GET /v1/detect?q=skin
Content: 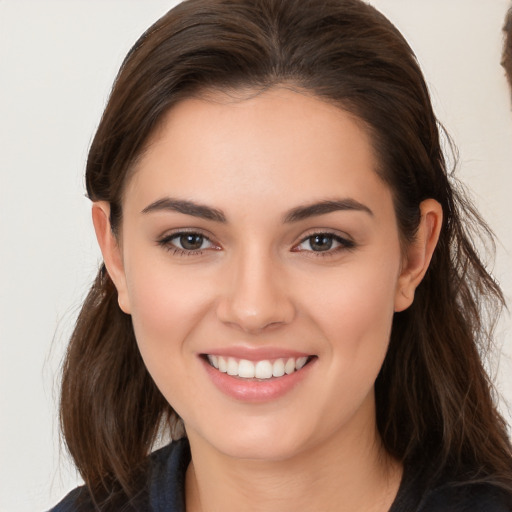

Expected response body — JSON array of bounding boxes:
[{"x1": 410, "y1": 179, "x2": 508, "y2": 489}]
[{"x1": 94, "y1": 88, "x2": 442, "y2": 511}]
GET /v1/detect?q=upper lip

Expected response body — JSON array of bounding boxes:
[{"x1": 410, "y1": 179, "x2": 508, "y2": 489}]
[{"x1": 200, "y1": 346, "x2": 314, "y2": 361}]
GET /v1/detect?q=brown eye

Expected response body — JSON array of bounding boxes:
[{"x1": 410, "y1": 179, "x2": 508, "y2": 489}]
[
  {"x1": 158, "y1": 231, "x2": 215, "y2": 254},
  {"x1": 309, "y1": 234, "x2": 334, "y2": 252},
  {"x1": 295, "y1": 232, "x2": 355, "y2": 254},
  {"x1": 179, "y1": 233, "x2": 205, "y2": 250}
]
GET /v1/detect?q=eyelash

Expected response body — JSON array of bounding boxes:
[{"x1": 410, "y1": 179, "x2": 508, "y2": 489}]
[
  {"x1": 157, "y1": 230, "x2": 355, "y2": 257},
  {"x1": 294, "y1": 231, "x2": 355, "y2": 257},
  {"x1": 157, "y1": 230, "x2": 216, "y2": 256}
]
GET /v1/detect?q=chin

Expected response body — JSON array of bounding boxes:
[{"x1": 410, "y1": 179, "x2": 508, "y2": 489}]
[{"x1": 186, "y1": 412, "x2": 320, "y2": 462}]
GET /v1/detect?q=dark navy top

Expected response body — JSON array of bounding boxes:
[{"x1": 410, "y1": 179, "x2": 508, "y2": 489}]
[{"x1": 49, "y1": 438, "x2": 512, "y2": 511}]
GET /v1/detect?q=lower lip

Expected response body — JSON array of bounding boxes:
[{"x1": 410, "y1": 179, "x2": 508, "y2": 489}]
[{"x1": 201, "y1": 357, "x2": 315, "y2": 403}]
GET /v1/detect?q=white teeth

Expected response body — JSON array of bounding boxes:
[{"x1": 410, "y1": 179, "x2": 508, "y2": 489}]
[
  {"x1": 218, "y1": 356, "x2": 228, "y2": 373},
  {"x1": 284, "y1": 358, "x2": 295, "y2": 375},
  {"x1": 255, "y1": 360, "x2": 273, "y2": 379},
  {"x1": 272, "y1": 359, "x2": 285, "y2": 377},
  {"x1": 207, "y1": 354, "x2": 310, "y2": 379},
  {"x1": 208, "y1": 354, "x2": 219, "y2": 369},
  {"x1": 296, "y1": 356, "x2": 308, "y2": 370},
  {"x1": 227, "y1": 357, "x2": 238, "y2": 376},
  {"x1": 238, "y1": 359, "x2": 255, "y2": 378}
]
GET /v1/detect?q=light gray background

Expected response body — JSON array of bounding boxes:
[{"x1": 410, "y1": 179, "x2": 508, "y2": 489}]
[{"x1": 1, "y1": 1, "x2": 511, "y2": 510}]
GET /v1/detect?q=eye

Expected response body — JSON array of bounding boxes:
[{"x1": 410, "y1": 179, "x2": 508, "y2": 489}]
[
  {"x1": 175, "y1": 233, "x2": 210, "y2": 251},
  {"x1": 294, "y1": 232, "x2": 354, "y2": 253},
  {"x1": 158, "y1": 231, "x2": 216, "y2": 254}
]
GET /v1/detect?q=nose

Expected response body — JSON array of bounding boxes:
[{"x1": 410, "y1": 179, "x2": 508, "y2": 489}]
[{"x1": 216, "y1": 247, "x2": 295, "y2": 334}]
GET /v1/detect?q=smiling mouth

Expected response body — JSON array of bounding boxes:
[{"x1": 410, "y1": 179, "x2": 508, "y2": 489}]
[{"x1": 203, "y1": 354, "x2": 315, "y2": 380}]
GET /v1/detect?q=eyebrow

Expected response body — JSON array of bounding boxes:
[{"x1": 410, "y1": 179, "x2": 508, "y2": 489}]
[
  {"x1": 141, "y1": 197, "x2": 373, "y2": 223},
  {"x1": 141, "y1": 198, "x2": 227, "y2": 222},
  {"x1": 283, "y1": 199, "x2": 373, "y2": 223}
]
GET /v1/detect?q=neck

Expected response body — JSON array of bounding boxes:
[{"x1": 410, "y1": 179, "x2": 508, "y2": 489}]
[{"x1": 184, "y1": 401, "x2": 402, "y2": 512}]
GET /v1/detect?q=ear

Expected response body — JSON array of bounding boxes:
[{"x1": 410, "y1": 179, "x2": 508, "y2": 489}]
[
  {"x1": 394, "y1": 199, "x2": 443, "y2": 312},
  {"x1": 92, "y1": 202, "x2": 131, "y2": 314}
]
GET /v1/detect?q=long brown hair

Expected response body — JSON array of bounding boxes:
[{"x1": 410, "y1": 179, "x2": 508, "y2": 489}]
[
  {"x1": 503, "y1": 6, "x2": 512, "y2": 90},
  {"x1": 60, "y1": 0, "x2": 512, "y2": 506}
]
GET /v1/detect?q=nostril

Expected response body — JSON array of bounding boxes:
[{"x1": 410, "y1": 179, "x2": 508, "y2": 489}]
[{"x1": 215, "y1": 294, "x2": 296, "y2": 333}]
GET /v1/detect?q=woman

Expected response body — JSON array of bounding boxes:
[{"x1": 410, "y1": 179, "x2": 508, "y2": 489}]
[{"x1": 50, "y1": 0, "x2": 512, "y2": 510}]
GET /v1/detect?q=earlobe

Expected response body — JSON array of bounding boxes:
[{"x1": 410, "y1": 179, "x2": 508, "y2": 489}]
[
  {"x1": 394, "y1": 199, "x2": 443, "y2": 312},
  {"x1": 91, "y1": 202, "x2": 131, "y2": 314}
]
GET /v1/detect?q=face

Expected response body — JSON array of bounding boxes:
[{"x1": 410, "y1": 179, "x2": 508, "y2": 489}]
[{"x1": 98, "y1": 88, "x2": 429, "y2": 462}]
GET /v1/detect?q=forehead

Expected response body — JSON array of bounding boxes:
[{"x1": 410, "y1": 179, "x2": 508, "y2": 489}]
[{"x1": 125, "y1": 88, "x2": 391, "y2": 217}]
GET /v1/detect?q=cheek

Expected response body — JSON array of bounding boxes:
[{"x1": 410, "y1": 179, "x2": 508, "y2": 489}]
[
  {"x1": 299, "y1": 256, "x2": 401, "y2": 425},
  {"x1": 302, "y1": 252, "x2": 400, "y2": 362},
  {"x1": 124, "y1": 262, "x2": 218, "y2": 418},
  {"x1": 125, "y1": 258, "x2": 213, "y2": 361}
]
